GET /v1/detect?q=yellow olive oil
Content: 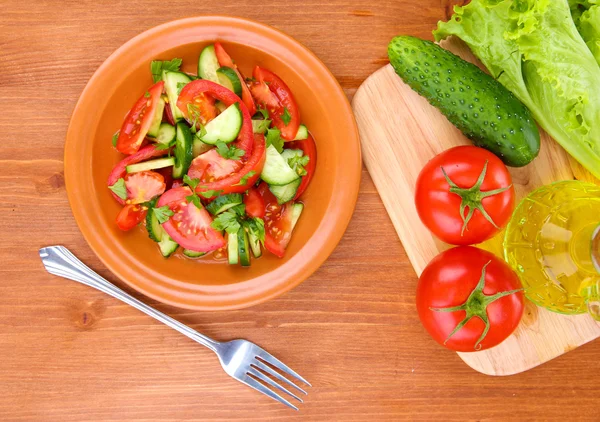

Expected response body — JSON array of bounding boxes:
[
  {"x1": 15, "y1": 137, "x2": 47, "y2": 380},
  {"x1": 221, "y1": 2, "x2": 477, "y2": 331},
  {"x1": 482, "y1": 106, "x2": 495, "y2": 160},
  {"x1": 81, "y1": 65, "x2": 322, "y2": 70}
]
[{"x1": 504, "y1": 181, "x2": 600, "y2": 318}]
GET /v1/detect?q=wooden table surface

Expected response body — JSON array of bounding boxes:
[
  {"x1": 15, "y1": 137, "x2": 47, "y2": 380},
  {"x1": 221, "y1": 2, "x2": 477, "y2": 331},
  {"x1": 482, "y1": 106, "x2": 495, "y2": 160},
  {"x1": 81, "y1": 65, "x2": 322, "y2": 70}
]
[{"x1": 2, "y1": 1, "x2": 599, "y2": 420}]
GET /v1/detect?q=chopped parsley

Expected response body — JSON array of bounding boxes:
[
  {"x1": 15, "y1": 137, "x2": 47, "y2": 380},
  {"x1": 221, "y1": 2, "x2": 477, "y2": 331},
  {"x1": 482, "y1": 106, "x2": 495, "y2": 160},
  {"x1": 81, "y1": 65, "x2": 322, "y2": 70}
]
[
  {"x1": 108, "y1": 178, "x2": 127, "y2": 200},
  {"x1": 153, "y1": 205, "x2": 174, "y2": 224},
  {"x1": 281, "y1": 107, "x2": 292, "y2": 126},
  {"x1": 150, "y1": 58, "x2": 182, "y2": 83},
  {"x1": 215, "y1": 141, "x2": 245, "y2": 160},
  {"x1": 266, "y1": 128, "x2": 284, "y2": 153}
]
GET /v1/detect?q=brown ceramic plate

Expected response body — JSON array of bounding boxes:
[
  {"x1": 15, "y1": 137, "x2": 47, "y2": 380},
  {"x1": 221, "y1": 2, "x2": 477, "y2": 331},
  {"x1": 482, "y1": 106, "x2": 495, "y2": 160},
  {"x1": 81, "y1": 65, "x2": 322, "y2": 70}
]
[{"x1": 65, "y1": 16, "x2": 361, "y2": 310}]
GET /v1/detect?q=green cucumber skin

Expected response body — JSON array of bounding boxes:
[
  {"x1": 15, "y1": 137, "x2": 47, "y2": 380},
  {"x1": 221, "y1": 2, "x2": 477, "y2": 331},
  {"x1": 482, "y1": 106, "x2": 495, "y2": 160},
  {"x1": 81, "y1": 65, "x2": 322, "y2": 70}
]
[{"x1": 388, "y1": 36, "x2": 540, "y2": 167}]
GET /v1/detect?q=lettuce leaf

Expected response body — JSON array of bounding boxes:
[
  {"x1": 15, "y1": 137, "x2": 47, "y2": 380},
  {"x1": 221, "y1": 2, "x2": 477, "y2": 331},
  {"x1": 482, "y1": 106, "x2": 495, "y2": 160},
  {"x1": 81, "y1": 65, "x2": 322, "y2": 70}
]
[
  {"x1": 570, "y1": 0, "x2": 600, "y2": 65},
  {"x1": 435, "y1": 0, "x2": 600, "y2": 179}
]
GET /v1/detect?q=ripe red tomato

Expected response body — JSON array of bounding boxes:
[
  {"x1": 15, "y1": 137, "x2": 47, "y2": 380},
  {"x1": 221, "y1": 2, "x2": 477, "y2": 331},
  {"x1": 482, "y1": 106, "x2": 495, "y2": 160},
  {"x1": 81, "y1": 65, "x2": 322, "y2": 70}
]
[
  {"x1": 214, "y1": 42, "x2": 257, "y2": 115},
  {"x1": 416, "y1": 246, "x2": 524, "y2": 352},
  {"x1": 415, "y1": 146, "x2": 515, "y2": 245},
  {"x1": 188, "y1": 149, "x2": 242, "y2": 183},
  {"x1": 287, "y1": 134, "x2": 317, "y2": 199},
  {"x1": 257, "y1": 182, "x2": 294, "y2": 258},
  {"x1": 115, "y1": 204, "x2": 147, "y2": 231},
  {"x1": 244, "y1": 187, "x2": 265, "y2": 218},
  {"x1": 123, "y1": 171, "x2": 166, "y2": 204}
]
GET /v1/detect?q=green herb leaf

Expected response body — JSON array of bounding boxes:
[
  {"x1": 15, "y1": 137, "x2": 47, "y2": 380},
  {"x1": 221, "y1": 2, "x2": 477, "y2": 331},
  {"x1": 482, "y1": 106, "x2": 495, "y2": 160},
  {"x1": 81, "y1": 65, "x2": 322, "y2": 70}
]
[
  {"x1": 144, "y1": 91, "x2": 151, "y2": 98},
  {"x1": 266, "y1": 128, "x2": 284, "y2": 153},
  {"x1": 230, "y1": 204, "x2": 246, "y2": 217},
  {"x1": 215, "y1": 141, "x2": 245, "y2": 161},
  {"x1": 211, "y1": 209, "x2": 242, "y2": 234},
  {"x1": 286, "y1": 152, "x2": 310, "y2": 176},
  {"x1": 233, "y1": 170, "x2": 256, "y2": 186},
  {"x1": 108, "y1": 178, "x2": 127, "y2": 200},
  {"x1": 281, "y1": 107, "x2": 292, "y2": 126},
  {"x1": 186, "y1": 194, "x2": 202, "y2": 209},
  {"x1": 150, "y1": 58, "x2": 183, "y2": 83},
  {"x1": 252, "y1": 119, "x2": 271, "y2": 134},
  {"x1": 112, "y1": 131, "x2": 119, "y2": 147},
  {"x1": 256, "y1": 107, "x2": 269, "y2": 119},
  {"x1": 198, "y1": 189, "x2": 223, "y2": 199},
  {"x1": 245, "y1": 217, "x2": 265, "y2": 245},
  {"x1": 183, "y1": 175, "x2": 200, "y2": 190},
  {"x1": 153, "y1": 205, "x2": 174, "y2": 224},
  {"x1": 176, "y1": 81, "x2": 188, "y2": 95}
]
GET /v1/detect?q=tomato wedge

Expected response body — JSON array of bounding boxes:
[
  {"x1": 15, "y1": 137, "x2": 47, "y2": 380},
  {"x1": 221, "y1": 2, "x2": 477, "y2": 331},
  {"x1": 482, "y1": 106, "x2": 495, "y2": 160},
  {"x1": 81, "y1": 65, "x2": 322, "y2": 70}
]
[
  {"x1": 116, "y1": 204, "x2": 148, "y2": 231},
  {"x1": 257, "y1": 182, "x2": 294, "y2": 258},
  {"x1": 108, "y1": 145, "x2": 170, "y2": 205},
  {"x1": 177, "y1": 79, "x2": 254, "y2": 154},
  {"x1": 250, "y1": 67, "x2": 300, "y2": 141},
  {"x1": 244, "y1": 187, "x2": 265, "y2": 218},
  {"x1": 214, "y1": 42, "x2": 257, "y2": 116},
  {"x1": 157, "y1": 187, "x2": 226, "y2": 252},
  {"x1": 287, "y1": 134, "x2": 317, "y2": 199},
  {"x1": 191, "y1": 133, "x2": 265, "y2": 195},
  {"x1": 123, "y1": 171, "x2": 166, "y2": 204},
  {"x1": 188, "y1": 149, "x2": 242, "y2": 182},
  {"x1": 116, "y1": 81, "x2": 164, "y2": 155}
]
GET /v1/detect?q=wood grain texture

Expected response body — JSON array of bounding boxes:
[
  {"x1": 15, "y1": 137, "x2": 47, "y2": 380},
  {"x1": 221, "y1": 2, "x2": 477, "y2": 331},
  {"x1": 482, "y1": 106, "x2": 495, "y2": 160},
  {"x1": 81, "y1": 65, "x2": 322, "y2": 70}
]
[
  {"x1": 353, "y1": 38, "x2": 600, "y2": 376},
  {"x1": 1, "y1": 0, "x2": 599, "y2": 420}
]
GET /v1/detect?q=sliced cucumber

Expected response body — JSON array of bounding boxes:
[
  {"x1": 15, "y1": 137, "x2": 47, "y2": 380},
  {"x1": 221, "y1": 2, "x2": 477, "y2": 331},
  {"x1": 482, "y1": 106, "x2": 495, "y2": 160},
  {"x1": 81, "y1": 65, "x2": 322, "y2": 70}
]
[
  {"x1": 156, "y1": 122, "x2": 176, "y2": 145},
  {"x1": 126, "y1": 157, "x2": 175, "y2": 174},
  {"x1": 146, "y1": 208, "x2": 164, "y2": 242},
  {"x1": 269, "y1": 178, "x2": 301, "y2": 204},
  {"x1": 163, "y1": 70, "x2": 192, "y2": 122},
  {"x1": 158, "y1": 233, "x2": 179, "y2": 258},
  {"x1": 247, "y1": 231, "x2": 263, "y2": 258},
  {"x1": 281, "y1": 148, "x2": 303, "y2": 161},
  {"x1": 206, "y1": 193, "x2": 243, "y2": 216},
  {"x1": 228, "y1": 231, "x2": 239, "y2": 265},
  {"x1": 183, "y1": 249, "x2": 206, "y2": 258},
  {"x1": 147, "y1": 97, "x2": 166, "y2": 138},
  {"x1": 238, "y1": 229, "x2": 251, "y2": 267},
  {"x1": 217, "y1": 67, "x2": 242, "y2": 96},
  {"x1": 291, "y1": 203, "x2": 304, "y2": 231},
  {"x1": 198, "y1": 45, "x2": 220, "y2": 82},
  {"x1": 200, "y1": 103, "x2": 243, "y2": 145},
  {"x1": 293, "y1": 124, "x2": 309, "y2": 140},
  {"x1": 252, "y1": 119, "x2": 271, "y2": 134},
  {"x1": 173, "y1": 122, "x2": 193, "y2": 178},
  {"x1": 192, "y1": 137, "x2": 212, "y2": 158},
  {"x1": 260, "y1": 145, "x2": 301, "y2": 186}
]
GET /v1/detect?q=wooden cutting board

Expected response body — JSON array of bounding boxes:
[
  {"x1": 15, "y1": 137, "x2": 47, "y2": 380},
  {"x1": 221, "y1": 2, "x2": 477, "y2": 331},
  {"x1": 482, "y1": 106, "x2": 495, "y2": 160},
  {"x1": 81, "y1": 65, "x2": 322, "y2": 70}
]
[{"x1": 352, "y1": 37, "x2": 600, "y2": 376}]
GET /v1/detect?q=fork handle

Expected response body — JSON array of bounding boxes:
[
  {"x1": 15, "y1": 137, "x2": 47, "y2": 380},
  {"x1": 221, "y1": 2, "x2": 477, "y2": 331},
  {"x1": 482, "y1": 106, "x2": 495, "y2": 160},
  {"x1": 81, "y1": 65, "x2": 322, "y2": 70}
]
[{"x1": 39, "y1": 245, "x2": 221, "y2": 353}]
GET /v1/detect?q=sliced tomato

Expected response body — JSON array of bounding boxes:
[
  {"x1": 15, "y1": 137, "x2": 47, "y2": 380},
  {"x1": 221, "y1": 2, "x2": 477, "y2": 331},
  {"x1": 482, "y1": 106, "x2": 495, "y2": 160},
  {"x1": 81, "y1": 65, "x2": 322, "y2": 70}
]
[
  {"x1": 116, "y1": 81, "x2": 164, "y2": 155},
  {"x1": 123, "y1": 171, "x2": 166, "y2": 204},
  {"x1": 163, "y1": 101, "x2": 175, "y2": 126},
  {"x1": 257, "y1": 182, "x2": 294, "y2": 258},
  {"x1": 155, "y1": 167, "x2": 174, "y2": 190},
  {"x1": 177, "y1": 79, "x2": 253, "y2": 154},
  {"x1": 249, "y1": 80, "x2": 280, "y2": 109},
  {"x1": 190, "y1": 92, "x2": 218, "y2": 128},
  {"x1": 251, "y1": 66, "x2": 300, "y2": 141},
  {"x1": 244, "y1": 187, "x2": 265, "y2": 218},
  {"x1": 214, "y1": 42, "x2": 257, "y2": 115},
  {"x1": 287, "y1": 134, "x2": 317, "y2": 199},
  {"x1": 194, "y1": 133, "x2": 266, "y2": 195},
  {"x1": 108, "y1": 145, "x2": 170, "y2": 205},
  {"x1": 188, "y1": 149, "x2": 243, "y2": 182},
  {"x1": 157, "y1": 187, "x2": 226, "y2": 252},
  {"x1": 116, "y1": 204, "x2": 148, "y2": 231}
]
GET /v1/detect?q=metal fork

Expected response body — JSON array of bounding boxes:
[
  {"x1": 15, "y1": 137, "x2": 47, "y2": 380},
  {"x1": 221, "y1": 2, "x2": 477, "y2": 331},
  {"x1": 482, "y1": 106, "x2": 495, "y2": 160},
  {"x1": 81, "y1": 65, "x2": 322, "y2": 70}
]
[{"x1": 39, "y1": 245, "x2": 310, "y2": 410}]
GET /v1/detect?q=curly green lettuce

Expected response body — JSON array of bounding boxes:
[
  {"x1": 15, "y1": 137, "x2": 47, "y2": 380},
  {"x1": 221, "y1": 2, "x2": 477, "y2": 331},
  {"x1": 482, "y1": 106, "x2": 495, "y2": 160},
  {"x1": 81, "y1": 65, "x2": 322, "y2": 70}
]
[
  {"x1": 434, "y1": 0, "x2": 600, "y2": 179},
  {"x1": 570, "y1": 0, "x2": 600, "y2": 65}
]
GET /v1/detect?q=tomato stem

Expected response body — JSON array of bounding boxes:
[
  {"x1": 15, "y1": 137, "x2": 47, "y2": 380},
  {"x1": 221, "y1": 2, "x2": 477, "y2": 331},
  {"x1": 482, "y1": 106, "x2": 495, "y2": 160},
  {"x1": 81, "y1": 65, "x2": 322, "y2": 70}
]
[
  {"x1": 430, "y1": 261, "x2": 522, "y2": 350},
  {"x1": 441, "y1": 161, "x2": 512, "y2": 236}
]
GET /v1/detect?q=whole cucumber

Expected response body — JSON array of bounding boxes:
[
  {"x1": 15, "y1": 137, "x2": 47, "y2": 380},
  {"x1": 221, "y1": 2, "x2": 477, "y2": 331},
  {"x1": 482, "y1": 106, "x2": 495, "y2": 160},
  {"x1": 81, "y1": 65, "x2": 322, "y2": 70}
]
[{"x1": 388, "y1": 36, "x2": 539, "y2": 167}]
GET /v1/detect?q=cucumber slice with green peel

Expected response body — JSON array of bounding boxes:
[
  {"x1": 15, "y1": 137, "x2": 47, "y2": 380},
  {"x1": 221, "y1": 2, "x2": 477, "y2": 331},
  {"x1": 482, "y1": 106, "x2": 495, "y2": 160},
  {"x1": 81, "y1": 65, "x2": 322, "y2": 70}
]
[
  {"x1": 216, "y1": 66, "x2": 243, "y2": 96},
  {"x1": 173, "y1": 122, "x2": 193, "y2": 178},
  {"x1": 269, "y1": 178, "x2": 301, "y2": 204},
  {"x1": 192, "y1": 137, "x2": 212, "y2": 158},
  {"x1": 247, "y1": 231, "x2": 263, "y2": 258},
  {"x1": 200, "y1": 103, "x2": 243, "y2": 144},
  {"x1": 126, "y1": 157, "x2": 176, "y2": 174},
  {"x1": 156, "y1": 122, "x2": 176, "y2": 145},
  {"x1": 290, "y1": 203, "x2": 304, "y2": 231},
  {"x1": 146, "y1": 207, "x2": 165, "y2": 242},
  {"x1": 206, "y1": 193, "x2": 243, "y2": 215},
  {"x1": 238, "y1": 229, "x2": 251, "y2": 267},
  {"x1": 158, "y1": 233, "x2": 179, "y2": 258},
  {"x1": 163, "y1": 70, "x2": 192, "y2": 122},
  {"x1": 252, "y1": 119, "x2": 271, "y2": 134},
  {"x1": 183, "y1": 249, "x2": 206, "y2": 258},
  {"x1": 281, "y1": 149, "x2": 304, "y2": 161},
  {"x1": 198, "y1": 45, "x2": 220, "y2": 82},
  {"x1": 147, "y1": 97, "x2": 166, "y2": 138},
  {"x1": 293, "y1": 124, "x2": 309, "y2": 140},
  {"x1": 260, "y1": 145, "x2": 300, "y2": 186},
  {"x1": 227, "y1": 232, "x2": 239, "y2": 265}
]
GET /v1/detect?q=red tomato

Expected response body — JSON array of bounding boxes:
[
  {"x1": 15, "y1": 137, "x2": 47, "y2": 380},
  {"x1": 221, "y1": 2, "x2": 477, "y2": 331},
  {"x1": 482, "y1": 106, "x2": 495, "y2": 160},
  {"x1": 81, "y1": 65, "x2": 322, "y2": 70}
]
[
  {"x1": 157, "y1": 187, "x2": 226, "y2": 252},
  {"x1": 214, "y1": 42, "x2": 257, "y2": 115},
  {"x1": 194, "y1": 133, "x2": 266, "y2": 196},
  {"x1": 116, "y1": 204, "x2": 148, "y2": 231},
  {"x1": 123, "y1": 171, "x2": 166, "y2": 204},
  {"x1": 416, "y1": 246, "x2": 524, "y2": 352},
  {"x1": 155, "y1": 167, "x2": 174, "y2": 190},
  {"x1": 415, "y1": 146, "x2": 515, "y2": 246},
  {"x1": 251, "y1": 66, "x2": 300, "y2": 141},
  {"x1": 116, "y1": 81, "x2": 164, "y2": 155},
  {"x1": 190, "y1": 92, "x2": 218, "y2": 127},
  {"x1": 257, "y1": 183, "x2": 294, "y2": 258},
  {"x1": 244, "y1": 187, "x2": 265, "y2": 218},
  {"x1": 171, "y1": 179, "x2": 184, "y2": 189},
  {"x1": 107, "y1": 145, "x2": 170, "y2": 205},
  {"x1": 188, "y1": 149, "x2": 242, "y2": 182},
  {"x1": 163, "y1": 101, "x2": 175, "y2": 126},
  {"x1": 287, "y1": 134, "x2": 317, "y2": 199},
  {"x1": 177, "y1": 79, "x2": 254, "y2": 154}
]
